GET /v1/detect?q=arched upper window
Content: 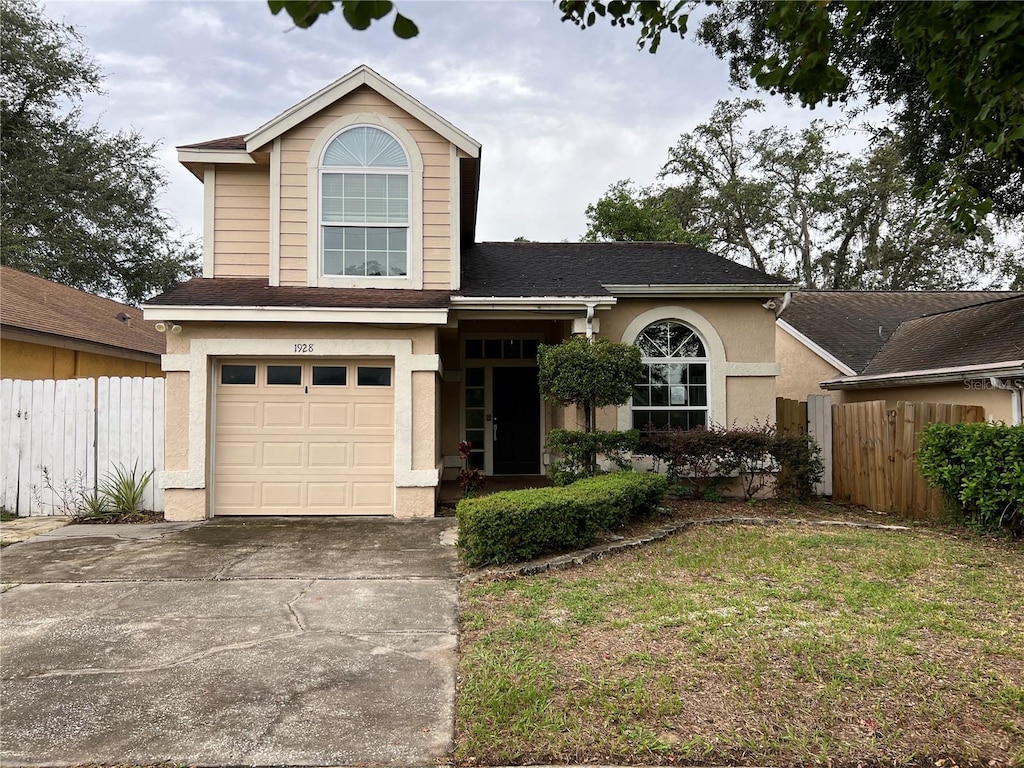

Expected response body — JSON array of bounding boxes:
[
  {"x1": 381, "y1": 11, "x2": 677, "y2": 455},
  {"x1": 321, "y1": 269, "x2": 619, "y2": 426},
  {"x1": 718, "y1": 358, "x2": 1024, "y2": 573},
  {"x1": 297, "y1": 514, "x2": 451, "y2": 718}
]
[
  {"x1": 632, "y1": 320, "x2": 709, "y2": 430},
  {"x1": 320, "y1": 126, "x2": 410, "y2": 278}
]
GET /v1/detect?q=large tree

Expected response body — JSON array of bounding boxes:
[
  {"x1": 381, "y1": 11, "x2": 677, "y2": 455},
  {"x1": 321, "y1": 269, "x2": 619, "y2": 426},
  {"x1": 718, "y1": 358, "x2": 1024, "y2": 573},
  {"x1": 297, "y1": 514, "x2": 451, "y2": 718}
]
[
  {"x1": 1, "y1": 0, "x2": 198, "y2": 303},
  {"x1": 269, "y1": 0, "x2": 1024, "y2": 227},
  {"x1": 585, "y1": 99, "x2": 1016, "y2": 290}
]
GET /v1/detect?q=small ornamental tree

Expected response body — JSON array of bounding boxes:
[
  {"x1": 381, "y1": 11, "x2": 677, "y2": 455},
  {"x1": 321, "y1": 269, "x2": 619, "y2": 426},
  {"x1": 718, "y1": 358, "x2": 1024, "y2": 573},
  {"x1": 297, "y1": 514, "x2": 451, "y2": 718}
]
[{"x1": 538, "y1": 335, "x2": 643, "y2": 480}]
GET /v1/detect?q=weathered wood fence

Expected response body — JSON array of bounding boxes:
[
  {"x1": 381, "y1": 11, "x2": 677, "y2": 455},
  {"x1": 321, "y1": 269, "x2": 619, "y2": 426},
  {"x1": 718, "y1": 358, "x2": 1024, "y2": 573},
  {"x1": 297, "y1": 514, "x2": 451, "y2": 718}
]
[
  {"x1": 831, "y1": 400, "x2": 985, "y2": 518},
  {"x1": 1, "y1": 377, "x2": 165, "y2": 516},
  {"x1": 776, "y1": 394, "x2": 833, "y2": 496}
]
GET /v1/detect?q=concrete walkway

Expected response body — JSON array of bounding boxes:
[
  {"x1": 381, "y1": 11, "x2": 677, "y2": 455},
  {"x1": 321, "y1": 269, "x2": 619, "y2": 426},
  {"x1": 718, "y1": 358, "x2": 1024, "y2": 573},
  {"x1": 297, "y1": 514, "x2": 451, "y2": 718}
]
[
  {"x1": 0, "y1": 517, "x2": 460, "y2": 766},
  {"x1": 0, "y1": 514, "x2": 73, "y2": 545}
]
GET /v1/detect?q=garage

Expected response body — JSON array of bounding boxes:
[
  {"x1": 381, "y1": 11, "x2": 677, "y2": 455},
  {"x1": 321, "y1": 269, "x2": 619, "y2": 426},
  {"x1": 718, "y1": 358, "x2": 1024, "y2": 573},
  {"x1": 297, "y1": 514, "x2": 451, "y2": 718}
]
[{"x1": 213, "y1": 358, "x2": 395, "y2": 515}]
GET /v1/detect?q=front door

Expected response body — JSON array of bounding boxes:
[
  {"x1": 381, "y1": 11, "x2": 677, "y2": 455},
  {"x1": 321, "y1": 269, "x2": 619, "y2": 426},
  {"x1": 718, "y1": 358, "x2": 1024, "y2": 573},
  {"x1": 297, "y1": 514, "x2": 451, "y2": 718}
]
[{"x1": 492, "y1": 366, "x2": 541, "y2": 474}]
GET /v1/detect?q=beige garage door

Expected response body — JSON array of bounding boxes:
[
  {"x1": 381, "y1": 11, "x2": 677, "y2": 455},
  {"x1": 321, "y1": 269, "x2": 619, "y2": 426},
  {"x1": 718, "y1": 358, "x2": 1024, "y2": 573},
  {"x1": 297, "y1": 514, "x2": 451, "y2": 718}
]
[{"x1": 214, "y1": 359, "x2": 394, "y2": 515}]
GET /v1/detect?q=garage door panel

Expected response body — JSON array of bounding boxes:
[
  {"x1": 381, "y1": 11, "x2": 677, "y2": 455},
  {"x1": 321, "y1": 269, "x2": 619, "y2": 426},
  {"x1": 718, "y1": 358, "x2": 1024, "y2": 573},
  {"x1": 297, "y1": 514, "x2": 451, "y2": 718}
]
[
  {"x1": 353, "y1": 402, "x2": 393, "y2": 428},
  {"x1": 216, "y1": 442, "x2": 258, "y2": 468},
  {"x1": 308, "y1": 442, "x2": 349, "y2": 468},
  {"x1": 353, "y1": 442, "x2": 393, "y2": 469},
  {"x1": 307, "y1": 482, "x2": 349, "y2": 507},
  {"x1": 215, "y1": 359, "x2": 395, "y2": 516},
  {"x1": 262, "y1": 442, "x2": 304, "y2": 468},
  {"x1": 218, "y1": 402, "x2": 259, "y2": 427},
  {"x1": 263, "y1": 402, "x2": 305, "y2": 427},
  {"x1": 309, "y1": 402, "x2": 350, "y2": 428}
]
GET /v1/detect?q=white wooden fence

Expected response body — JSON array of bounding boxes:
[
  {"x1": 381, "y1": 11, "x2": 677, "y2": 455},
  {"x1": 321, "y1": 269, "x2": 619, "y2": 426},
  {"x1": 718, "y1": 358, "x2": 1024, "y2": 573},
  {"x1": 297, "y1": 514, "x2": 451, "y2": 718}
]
[
  {"x1": 1, "y1": 377, "x2": 165, "y2": 516},
  {"x1": 806, "y1": 394, "x2": 833, "y2": 496}
]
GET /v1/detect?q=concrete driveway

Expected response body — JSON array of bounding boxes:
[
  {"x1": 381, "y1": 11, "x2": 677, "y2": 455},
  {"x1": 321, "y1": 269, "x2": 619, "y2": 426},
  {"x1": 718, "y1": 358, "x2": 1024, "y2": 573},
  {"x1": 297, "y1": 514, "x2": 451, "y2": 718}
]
[{"x1": 0, "y1": 517, "x2": 460, "y2": 766}]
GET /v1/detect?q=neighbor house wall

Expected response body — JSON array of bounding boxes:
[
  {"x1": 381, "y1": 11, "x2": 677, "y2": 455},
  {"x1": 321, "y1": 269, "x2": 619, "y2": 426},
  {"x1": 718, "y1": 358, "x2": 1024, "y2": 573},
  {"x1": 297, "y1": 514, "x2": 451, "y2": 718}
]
[
  {"x1": 838, "y1": 383, "x2": 1012, "y2": 424},
  {"x1": 0, "y1": 337, "x2": 163, "y2": 380},
  {"x1": 277, "y1": 85, "x2": 452, "y2": 289}
]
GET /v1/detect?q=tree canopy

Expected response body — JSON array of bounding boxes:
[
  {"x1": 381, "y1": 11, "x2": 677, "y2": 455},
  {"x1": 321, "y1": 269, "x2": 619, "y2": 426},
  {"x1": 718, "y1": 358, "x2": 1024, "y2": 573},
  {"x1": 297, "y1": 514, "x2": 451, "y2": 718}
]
[
  {"x1": 1, "y1": 0, "x2": 198, "y2": 303},
  {"x1": 585, "y1": 99, "x2": 1019, "y2": 290},
  {"x1": 269, "y1": 0, "x2": 1024, "y2": 228}
]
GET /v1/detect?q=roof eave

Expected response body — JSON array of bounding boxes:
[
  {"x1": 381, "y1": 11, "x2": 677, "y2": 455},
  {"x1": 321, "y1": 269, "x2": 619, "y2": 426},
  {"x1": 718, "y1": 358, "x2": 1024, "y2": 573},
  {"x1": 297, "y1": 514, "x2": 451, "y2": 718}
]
[
  {"x1": 243, "y1": 65, "x2": 482, "y2": 157},
  {"x1": 820, "y1": 360, "x2": 1024, "y2": 390},
  {"x1": 450, "y1": 296, "x2": 617, "y2": 311},
  {"x1": 142, "y1": 304, "x2": 449, "y2": 325}
]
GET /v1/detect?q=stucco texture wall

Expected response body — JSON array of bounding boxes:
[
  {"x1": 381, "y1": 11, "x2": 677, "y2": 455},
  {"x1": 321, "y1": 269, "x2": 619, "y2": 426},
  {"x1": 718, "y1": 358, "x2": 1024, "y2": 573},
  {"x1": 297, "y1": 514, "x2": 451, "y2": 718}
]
[
  {"x1": 838, "y1": 382, "x2": 1012, "y2": 424},
  {"x1": 774, "y1": 325, "x2": 843, "y2": 401}
]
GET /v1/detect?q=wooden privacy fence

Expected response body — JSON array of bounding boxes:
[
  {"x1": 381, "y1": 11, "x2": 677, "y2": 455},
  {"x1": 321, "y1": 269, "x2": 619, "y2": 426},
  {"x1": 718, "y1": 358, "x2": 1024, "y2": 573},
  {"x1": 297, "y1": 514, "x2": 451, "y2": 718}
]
[
  {"x1": 831, "y1": 400, "x2": 985, "y2": 519},
  {"x1": 1, "y1": 377, "x2": 165, "y2": 516},
  {"x1": 776, "y1": 394, "x2": 833, "y2": 496}
]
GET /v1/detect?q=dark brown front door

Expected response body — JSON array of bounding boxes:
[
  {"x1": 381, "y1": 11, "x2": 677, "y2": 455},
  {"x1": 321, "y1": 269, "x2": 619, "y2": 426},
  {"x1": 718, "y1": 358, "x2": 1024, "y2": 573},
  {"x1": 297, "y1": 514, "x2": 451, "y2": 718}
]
[{"x1": 492, "y1": 367, "x2": 541, "y2": 474}]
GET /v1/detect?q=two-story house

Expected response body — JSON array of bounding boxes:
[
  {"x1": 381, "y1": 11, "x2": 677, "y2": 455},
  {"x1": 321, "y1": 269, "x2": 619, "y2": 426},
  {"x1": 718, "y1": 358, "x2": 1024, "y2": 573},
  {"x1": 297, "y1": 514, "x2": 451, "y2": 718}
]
[{"x1": 144, "y1": 65, "x2": 790, "y2": 521}]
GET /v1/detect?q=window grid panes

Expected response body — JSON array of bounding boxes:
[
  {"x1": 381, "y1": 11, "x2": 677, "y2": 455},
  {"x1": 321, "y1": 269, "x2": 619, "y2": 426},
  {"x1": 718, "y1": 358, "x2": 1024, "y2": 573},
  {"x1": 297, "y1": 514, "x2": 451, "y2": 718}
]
[
  {"x1": 632, "y1": 321, "x2": 709, "y2": 431},
  {"x1": 464, "y1": 338, "x2": 542, "y2": 361},
  {"x1": 320, "y1": 126, "x2": 409, "y2": 280},
  {"x1": 464, "y1": 367, "x2": 485, "y2": 470}
]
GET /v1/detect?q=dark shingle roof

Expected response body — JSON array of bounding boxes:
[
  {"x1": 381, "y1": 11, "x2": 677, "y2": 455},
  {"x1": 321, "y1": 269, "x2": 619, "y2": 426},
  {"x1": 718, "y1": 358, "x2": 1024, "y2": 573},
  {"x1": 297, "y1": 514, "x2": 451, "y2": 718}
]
[
  {"x1": 0, "y1": 266, "x2": 165, "y2": 357},
  {"x1": 458, "y1": 242, "x2": 789, "y2": 297},
  {"x1": 780, "y1": 291, "x2": 1019, "y2": 373},
  {"x1": 861, "y1": 295, "x2": 1024, "y2": 376},
  {"x1": 177, "y1": 135, "x2": 247, "y2": 151},
  {"x1": 146, "y1": 278, "x2": 451, "y2": 309}
]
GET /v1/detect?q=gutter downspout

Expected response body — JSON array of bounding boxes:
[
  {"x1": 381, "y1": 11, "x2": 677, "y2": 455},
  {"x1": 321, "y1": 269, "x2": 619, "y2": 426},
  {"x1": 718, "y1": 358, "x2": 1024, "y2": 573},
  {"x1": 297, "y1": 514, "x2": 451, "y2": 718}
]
[
  {"x1": 585, "y1": 302, "x2": 596, "y2": 341},
  {"x1": 988, "y1": 377, "x2": 1023, "y2": 425}
]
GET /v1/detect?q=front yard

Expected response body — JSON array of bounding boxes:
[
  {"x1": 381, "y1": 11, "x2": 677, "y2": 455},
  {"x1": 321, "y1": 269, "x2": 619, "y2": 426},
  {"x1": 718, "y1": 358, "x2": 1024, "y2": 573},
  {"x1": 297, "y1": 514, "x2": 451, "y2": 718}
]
[{"x1": 457, "y1": 505, "x2": 1023, "y2": 766}]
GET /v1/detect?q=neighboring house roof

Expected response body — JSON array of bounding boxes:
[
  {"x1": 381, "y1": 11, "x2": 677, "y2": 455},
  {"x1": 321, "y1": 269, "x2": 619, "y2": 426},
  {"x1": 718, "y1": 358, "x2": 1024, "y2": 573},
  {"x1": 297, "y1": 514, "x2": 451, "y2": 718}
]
[
  {"x1": 458, "y1": 242, "x2": 791, "y2": 297},
  {"x1": 0, "y1": 266, "x2": 165, "y2": 358},
  {"x1": 178, "y1": 135, "x2": 246, "y2": 151},
  {"x1": 779, "y1": 291, "x2": 1019, "y2": 374},
  {"x1": 860, "y1": 294, "x2": 1024, "y2": 377},
  {"x1": 147, "y1": 279, "x2": 451, "y2": 309}
]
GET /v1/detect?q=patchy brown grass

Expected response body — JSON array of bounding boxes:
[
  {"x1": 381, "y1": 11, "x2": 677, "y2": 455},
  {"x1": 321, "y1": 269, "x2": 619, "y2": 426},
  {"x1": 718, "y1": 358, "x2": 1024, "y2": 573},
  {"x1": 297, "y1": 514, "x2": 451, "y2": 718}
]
[{"x1": 456, "y1": 503, "x2": 1024, "y2": 766}]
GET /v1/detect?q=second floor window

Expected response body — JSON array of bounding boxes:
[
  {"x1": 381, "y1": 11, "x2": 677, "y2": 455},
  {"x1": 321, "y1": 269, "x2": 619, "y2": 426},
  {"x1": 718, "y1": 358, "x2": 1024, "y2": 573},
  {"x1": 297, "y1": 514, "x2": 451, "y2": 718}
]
[{"x1": 321, "y1": 126, "x2": 409, "y2": 277}]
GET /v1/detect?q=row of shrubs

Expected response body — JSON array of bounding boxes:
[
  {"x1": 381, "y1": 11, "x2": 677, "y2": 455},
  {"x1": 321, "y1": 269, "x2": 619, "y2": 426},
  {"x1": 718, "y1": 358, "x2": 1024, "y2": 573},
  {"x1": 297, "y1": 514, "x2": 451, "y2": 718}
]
[
  {"x1": 456, "y1": 472, "x2": 667, "y2": 566},
  {"x1": 919, "y1": 422, "x2": 1023, "y2": 536},
  {"x1": 547, "y1": 424, "x2": 824, "y2": 501}
]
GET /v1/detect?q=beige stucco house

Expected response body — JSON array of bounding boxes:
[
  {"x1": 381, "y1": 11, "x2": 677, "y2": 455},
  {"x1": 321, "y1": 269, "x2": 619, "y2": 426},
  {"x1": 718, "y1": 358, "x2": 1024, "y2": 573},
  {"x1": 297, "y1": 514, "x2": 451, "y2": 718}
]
[
  {"x1": 776, "y1": 291, "x2": 1024, "y2": 424},
  {"x1": 144, "y1": 66, "x2": 790, "y2": 521}
]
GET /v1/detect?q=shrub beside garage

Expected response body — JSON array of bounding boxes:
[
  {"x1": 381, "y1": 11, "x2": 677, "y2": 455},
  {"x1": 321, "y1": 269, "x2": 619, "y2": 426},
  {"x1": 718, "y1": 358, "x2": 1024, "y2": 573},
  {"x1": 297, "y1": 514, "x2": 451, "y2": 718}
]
[{"x1": 456, "y1": 472, "x2": 667, "y2": 567}]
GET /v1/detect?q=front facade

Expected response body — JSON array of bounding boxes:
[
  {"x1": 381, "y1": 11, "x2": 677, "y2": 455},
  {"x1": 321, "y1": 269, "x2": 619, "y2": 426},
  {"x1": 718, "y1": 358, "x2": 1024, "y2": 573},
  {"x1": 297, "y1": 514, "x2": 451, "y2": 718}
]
[{"x1": 146, "y1": 66, "x2": 789, "y2": 521}]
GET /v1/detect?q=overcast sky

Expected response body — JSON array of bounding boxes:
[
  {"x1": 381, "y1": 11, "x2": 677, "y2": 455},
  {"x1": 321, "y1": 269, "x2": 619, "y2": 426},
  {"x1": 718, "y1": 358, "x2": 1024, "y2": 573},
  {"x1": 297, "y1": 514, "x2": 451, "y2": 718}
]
[{"x1": 44, "y1": 0, "x2": 846, "y2": 244}]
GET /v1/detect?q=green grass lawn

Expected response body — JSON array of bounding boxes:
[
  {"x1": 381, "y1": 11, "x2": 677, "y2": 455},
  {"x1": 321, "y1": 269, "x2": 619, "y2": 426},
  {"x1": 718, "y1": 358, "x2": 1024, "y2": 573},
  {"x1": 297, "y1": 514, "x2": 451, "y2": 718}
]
[{"x1": 457, "y1": 520, "x2": 1023, "y2": 766}]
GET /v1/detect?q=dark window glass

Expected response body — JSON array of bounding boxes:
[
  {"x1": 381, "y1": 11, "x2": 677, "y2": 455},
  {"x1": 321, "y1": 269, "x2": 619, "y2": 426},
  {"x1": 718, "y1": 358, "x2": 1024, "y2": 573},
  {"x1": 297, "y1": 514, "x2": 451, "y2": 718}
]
[
  {"x1": 465, "y1": 339, "x2": 483, "y2": 359},
  {"x1": 467, "y1": 452, "x2": 484, "y2": 470},
  {"x1": 466, "y1": 389, "x2": 484, "y2": 408},
  {"x1": 465, "y1": 367, "x2": 484, "y2": 387},
  {"x1": 484, "y1": 339, "x2": 502, "y2": 359},
  {"x1": 632, "y1": 386, "x2": 650, "y2": 406},
  {"x1": 465, "y1": 429, "x2": 485, "y2": 448},
  {"x1": 502, "y1": 339, "x2": 521, "y2": 359},
  {"x1": 522, "y1": 339, "x2": 540, "y2": 359},
  {"x1": 312, "y1": 366, "x2": 347, "y2": 386},
  {"x1": 267, "y1": 365, "x2": 302, "y2": 385},
  {"x1": 357, "y1": 366, "x2": 392, "y2": 386},
  {"x1": 221, "y1": 364, "x2": 256, "y2": 385}
]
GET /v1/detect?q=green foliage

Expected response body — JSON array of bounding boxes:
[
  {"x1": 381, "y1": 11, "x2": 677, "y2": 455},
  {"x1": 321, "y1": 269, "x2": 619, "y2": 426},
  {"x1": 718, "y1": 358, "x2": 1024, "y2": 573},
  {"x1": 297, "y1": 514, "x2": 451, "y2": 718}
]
[
  {"x1": 546, "y1": 428, "x2": 639, "y2": 486},
  {"x1": 0, "y1": 0, "x2": 199, "y2": 302},
  {"x1": 583, "y1": 179, "x2": 709, "y2": 247},
  {"x1": 918, "y1": 422, "x2": 1024, "y2": 536},
  {"x1": 456, "y1": 472, "x2": 667, "y2": 566},
  {"x1": 639, "y1": 424, "x2": 823, "y2": 502},
  {"x1": 538, "y1": 336, "x2": 643, "y2": 432},
  {"x1": 97, "y1": 461, "x2": 155, "y2": 520},
  {"x1": 268, "y1": 0, "x2": 418, "y2": 37}
]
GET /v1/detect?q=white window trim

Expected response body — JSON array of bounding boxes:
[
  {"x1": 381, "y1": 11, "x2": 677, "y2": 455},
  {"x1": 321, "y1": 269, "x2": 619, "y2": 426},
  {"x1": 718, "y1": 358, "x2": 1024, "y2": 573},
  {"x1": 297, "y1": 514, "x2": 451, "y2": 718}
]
[
  {"x1": 632, "y1": 322, "x2": 711, "y2": 430},
  {"x1": 306, "y1": 113, "x2": 424, "y2": 289}
]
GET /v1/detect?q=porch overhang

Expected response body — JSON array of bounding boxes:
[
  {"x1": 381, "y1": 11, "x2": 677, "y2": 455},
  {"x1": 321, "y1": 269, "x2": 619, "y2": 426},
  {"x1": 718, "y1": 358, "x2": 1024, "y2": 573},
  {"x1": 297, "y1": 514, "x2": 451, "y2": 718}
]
[
  {"x1": 143, "y1": 305, "x2": 450, "y2": 325},
  {"x1": 820, "y1": 360, "x2": 1024, "y2": 390}
]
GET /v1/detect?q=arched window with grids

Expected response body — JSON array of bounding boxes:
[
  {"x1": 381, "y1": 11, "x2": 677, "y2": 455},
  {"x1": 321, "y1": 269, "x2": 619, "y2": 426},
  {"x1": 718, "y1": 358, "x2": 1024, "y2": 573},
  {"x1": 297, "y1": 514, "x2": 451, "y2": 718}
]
[
  {"x1": 631, "y1": 320, "x2": 709, "y2": 430},
  {"x1": 319, "y1": 125, "x2": 410, "y2": 278}
]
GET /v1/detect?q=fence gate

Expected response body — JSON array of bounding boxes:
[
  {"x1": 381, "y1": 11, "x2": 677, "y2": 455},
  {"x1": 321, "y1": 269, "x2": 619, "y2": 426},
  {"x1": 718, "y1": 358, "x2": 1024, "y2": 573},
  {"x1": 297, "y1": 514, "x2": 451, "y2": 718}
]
[
  {"x1": 776, "y1": 395, "x2": 833, "y2": 496},
  {"x1": 0, "y1": 377, "x2": 165, "y2": 516},
  {"x1": 831, "y1": 400, "x2": 985, "y2": 518}
]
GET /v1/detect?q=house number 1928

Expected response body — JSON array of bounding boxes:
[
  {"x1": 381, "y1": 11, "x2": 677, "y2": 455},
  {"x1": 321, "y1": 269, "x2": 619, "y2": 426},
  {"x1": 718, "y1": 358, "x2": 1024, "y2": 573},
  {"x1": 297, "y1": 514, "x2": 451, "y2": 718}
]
[{"x1": 294, "y1": 343, "x2": 314, "y2": 353}]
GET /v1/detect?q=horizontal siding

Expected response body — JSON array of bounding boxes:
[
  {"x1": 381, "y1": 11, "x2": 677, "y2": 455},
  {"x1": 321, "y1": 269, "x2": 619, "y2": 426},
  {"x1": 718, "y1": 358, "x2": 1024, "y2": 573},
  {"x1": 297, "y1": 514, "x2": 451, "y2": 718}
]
[
  {"x1": 277, "y1": 84, "x2": 451, "y2": 288},
  {"x1": 214, "y1": 166, "x2": 269, "y2": 279}
]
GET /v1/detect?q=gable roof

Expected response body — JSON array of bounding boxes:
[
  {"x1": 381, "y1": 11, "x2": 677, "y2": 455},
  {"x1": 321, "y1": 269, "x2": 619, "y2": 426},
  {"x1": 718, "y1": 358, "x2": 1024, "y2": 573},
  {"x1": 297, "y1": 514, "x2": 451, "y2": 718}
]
[
  {"x1": 0, "y1": 266, "x2": 165, "y2": 358},
  {"x1": 779, "y1": 291, "x2": 1019, "y2": 373},
  {"x1": 146, "y1": 278, "x2": 450, "y2": 309},
  {"x1": 458, "y1": 242, "x2": 790, "y2": 297},
  {"x1": 244, "y1": 65, "x2": 481, "y2": 157},
  {"x1": 861, "y1": 294, "x2": 1024, "y2": 376}
]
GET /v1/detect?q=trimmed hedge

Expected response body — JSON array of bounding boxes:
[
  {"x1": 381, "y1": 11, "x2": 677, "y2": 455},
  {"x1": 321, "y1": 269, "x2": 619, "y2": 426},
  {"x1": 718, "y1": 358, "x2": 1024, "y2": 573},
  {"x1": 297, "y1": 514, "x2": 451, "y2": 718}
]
[
  {"x1": 456, "y1": 472, "x2": 668, "y2": 566},
  {"x1": 918, "y1": 422, "x2": 1023, "y2": 535}
]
